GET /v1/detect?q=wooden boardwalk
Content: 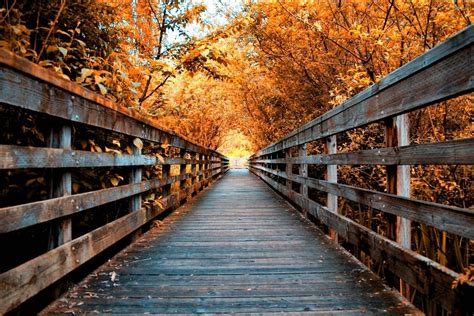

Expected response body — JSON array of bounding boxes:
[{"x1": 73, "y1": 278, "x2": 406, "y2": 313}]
[{"x1": 44, "y1": 169, "x2": 419, "y2": 314}]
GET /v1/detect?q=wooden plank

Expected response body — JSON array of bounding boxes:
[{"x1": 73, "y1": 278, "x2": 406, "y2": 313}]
[
  {"x1": 0, "y1": 145, "x2": 215, "y2": 169},
  {"x1": 255, "y1": 26, "x2": 473, "y2": 156},
  {"x1": 253, "y1": 170, "x2": 473, "y2": 313},
  {"x1": 325, "y1": 135, "x2": 338, "y2": 241},
  {"x1": 43, "y1": 169, "x2": 419, "y2": 315},
  {"x1": 261, "y1": 25, "x2": 473, "y2": 154},
  {"x1": 0, "y1": 167, "x2": 223, "y2": 314},
  {"x1": 298, "y1": 144, "x2": 308, "y2": 217},
  {"x1": 395, "y1": 114, "x2": 411, "y2": 296},
  {"x1": 252, "y1": 165, "x2": 473, "y2": 239},
  {"x1": 285, "y1": 148, "x2": 293, "y2": 190},
  {"x1": 0, "y1": 206, "x2": 158, "y2": 314},
  {"x1": 385, "y1": 118, "x2": 397, "y2": 241},
  {"x1": 47, "y1": 124, "x2": 72, "y2": 249},
  {"x1": 0, "y1": 170, "x2": 210, "y2": 233},
  {"x1": 129, "y1": 141, "x2": 142, "y2": 212},
  {"x1": 254, "y1": 138, "x2": 474, "y2": 165},
  {"x1": 0, "y1": 49, "x2": 228, "y2": 158}
]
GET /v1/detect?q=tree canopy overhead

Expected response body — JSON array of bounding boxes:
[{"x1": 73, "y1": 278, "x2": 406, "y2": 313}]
[
  {"x1": 0, "y1": 0, "x2": 471, "y2": 154},
  {"x1": 0, "y1": 2, "x2": 472, "y2": 313}
]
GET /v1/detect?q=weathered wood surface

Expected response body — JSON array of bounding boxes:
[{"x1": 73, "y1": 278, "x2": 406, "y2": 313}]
[
  {"x1": 256, "y1": 25, "x2": 473, "y2": 156},
  {"x1": 0, "y1": 48, "x2": 230, "y2": 156},
  {"x1": 254, "y1": 138, "x2": 474, "y2": 165},
  {"x1": 44, "y1": 169, "x2": 419, "y2": 314},
  {"x1": 251, "y1": 169, "x2": 473, "y2": 313},
  {"x1": 252, "y1": 165, "x2": 474, "y2": 239},
  {"x1": 0, "y1": 168, "x2": 221, "y2": 233},
  {"x1": 0, "y1": 49, "x2": 223, "y2": 157},
  {"x1": 0, "y1": 170, "x2": 223, "y2": 315},
  {"x1": 0, "y1": 144, "x2": 218, "y2": 169}
]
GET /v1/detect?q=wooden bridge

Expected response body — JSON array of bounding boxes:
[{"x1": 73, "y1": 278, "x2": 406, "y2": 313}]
[{"x1": 1, "y1": 25, "x2": 473, "y2": 315}]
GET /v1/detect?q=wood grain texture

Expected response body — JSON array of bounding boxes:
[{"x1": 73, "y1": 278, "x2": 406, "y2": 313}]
[
  {"x1": 43, "y1": 169, "x2": 419, "y2": 315},
  {"x1": 252, "y1": 164, "x2": 474, "y2": 239},
  {"x1": 0, "y1": 49, "x2": 227, "y2": 158},
  {"x1": 251, "y1": 168, "x2": 473, "y2": 313},
  {"x1": 254, "y1": 138, "x2": 474, "y2": 165},
  {"x1": 0, "y1": 145, "x2": 219, "y2": 169},
  {"x1": 0, "y1": 167, "x2": 221, "y2": 233},
  {"x1": 256, "y1": 26, "x2": 473, "y2": 156},
  {"x1": 0, "y1": 169, "x2": 224, "y2": 314}
]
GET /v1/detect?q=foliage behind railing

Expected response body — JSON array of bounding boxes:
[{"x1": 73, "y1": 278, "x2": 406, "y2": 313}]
[
  {"x1": 250, "y1": 25, "x2": 473, "y2": 314},
  {"x1": 0, "y1": 48, "x2": 229, "y2": 314}
]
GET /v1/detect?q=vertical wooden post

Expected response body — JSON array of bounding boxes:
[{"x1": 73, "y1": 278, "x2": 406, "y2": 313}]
[
  {"x1": 385, "y1": 115, "x2": 411, "y2": 295},
  {"x1": 198, "y1": 153, "x2": 204, "y2": 190},
  {"x1": 191, "y1": 152, "x2": 197, "y2": 195},
  {"x1": 285, "y1": 148, "x2": 292, "y2": 190},
  {"x1": 179, "y1": 148, "x2": 187, "y2": 199},
  {"x1": 162, "y1": 159, "x2": 171, "y2": 202},
  {"x1": 326, "y1": 135, "x2": 338, "y2": 242},
  {"x1": 203, "y1": 153, "x2": 209, "y2": 188},
  {"x1": 384, "y1": 118, "x2": 398, "y2": 241},
  {"x1": 129, "y1": 142, "x2": 142, "y2": 212},
  {"x1": 298, "y1": 144, "x2": 308, "y2": 217},
  {"x1": 396, "y1": 114, "x2": 411, "y2": 297},
  {"x1": 48, "y1": 125, "x2": 72, "y2": 249}
]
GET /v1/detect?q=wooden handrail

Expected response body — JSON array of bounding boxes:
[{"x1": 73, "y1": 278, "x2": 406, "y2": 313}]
[
  {"x1": 0, "y1": 49, "x2": 229, "y2": 314},
  {"x1": 249, "y1": 25, "x2": 474, "y2": 314}
]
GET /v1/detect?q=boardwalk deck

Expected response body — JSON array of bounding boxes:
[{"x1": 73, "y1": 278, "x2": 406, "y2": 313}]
[{"x1": 44, "y1": 169, "x2": 420, "y2": 314}]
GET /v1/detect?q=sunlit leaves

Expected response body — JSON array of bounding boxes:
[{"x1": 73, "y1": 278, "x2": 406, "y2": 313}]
[{"x1": 133, "y1": 138, "x2": 143, "y2": 150}]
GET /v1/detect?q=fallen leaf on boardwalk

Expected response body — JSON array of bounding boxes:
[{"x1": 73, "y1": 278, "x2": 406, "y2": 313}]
[{"x1": 110, "y1": 271, "x2": 117, "y2": 282}]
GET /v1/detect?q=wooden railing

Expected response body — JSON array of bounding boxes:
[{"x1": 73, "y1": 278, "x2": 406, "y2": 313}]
[
  {"x1": 250, "y1": 25, "x2": 473, "y2": 313},
  {"x1": 0, "y1": 49, "x2": 229, "y2": 314}
]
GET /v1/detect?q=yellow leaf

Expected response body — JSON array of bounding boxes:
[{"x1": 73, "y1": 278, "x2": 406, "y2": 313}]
[
  {"x1": 46, "y1": 45, "x2": 58, "y2": 54},
  {"x1": 155, "y1": 198, "x2": 164, "y2": 210},
  {"x1": 112, "y1": 139, "x2": 121, "y2": 147},
  {"x1": 58, "y1": 47, "x2": 67, "y2": 57},
  {"x1": 95, "y1": 75, "x2": 106, "y2": 84},
  {"x1": 97, "y1": 83, "x2": 107, "y2": 95},
  {"x1": 94, "y1": 145, "x2": 102, "y2": 153},
  {"x1": 133, "y1": 138, "x2": 143, "y2": 150},
  {"x1": 156, "y1": 154, "x2": 165, "y2": 163},
  {"x1": 81, "y1": 68, "x2": 93, "y2": 79},
  {"x1": 110, "y1": 177, "x2": 119, "y2": 186}
]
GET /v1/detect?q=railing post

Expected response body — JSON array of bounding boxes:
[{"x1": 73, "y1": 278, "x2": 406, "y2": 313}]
[
  {"x1": 384, "y1": 118, "x2": 398, "y2": 241},
  {"x1": 162, "y1": 158, "x2": 171, "y2": 202},
  {"x1": 298, "y1": 144, "x2": 308, "y2": 217},
  {"x1": 47, "y1": 124, "x2": 72, "y2": 249},
  {"x1": 325, "y1": 135, "x2": 338, "y2": 242},
  {"x1": 285, "y1": 148, "x2": 292, "y2": 190},
  {"x1": 179, "y1": 148, "x2": 187, "y2": 200},
  {"x1": 129, "y1": 139, "x2": 142, "y2": 213},
  {"x1": 396, "y1": 114, "x2": 411, "y2": 297},
  {"x1": 191, "y1": 152, "x2": 197, "y2": 195},
  {"x1": 385, "y1": 115, "x2": 411, "y2": 295},
  {"x1": 198, "y1": 153, "x2": 204, "y2": 190},
  {"x1": 203, "y1": 153, "x2": 209, "y2": 188}
]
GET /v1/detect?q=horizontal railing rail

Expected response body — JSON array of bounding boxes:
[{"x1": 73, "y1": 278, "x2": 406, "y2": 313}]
[
  {"x1": 0, "y1": 49, "x2": 229, "y2": 314},
  {"x1": 250, "y1": 25, "x2": 473, "y2": 314}
]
